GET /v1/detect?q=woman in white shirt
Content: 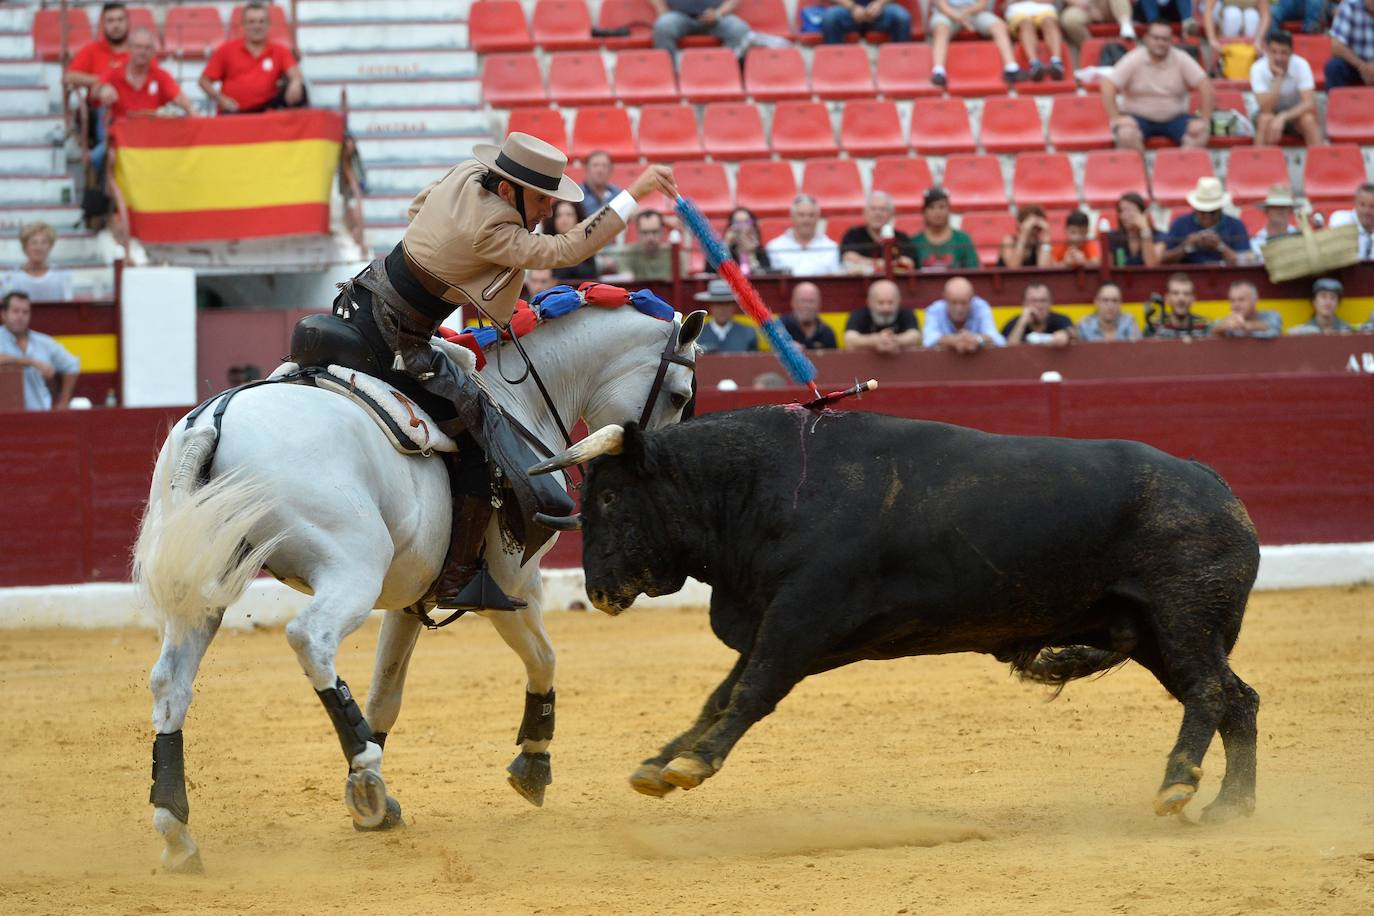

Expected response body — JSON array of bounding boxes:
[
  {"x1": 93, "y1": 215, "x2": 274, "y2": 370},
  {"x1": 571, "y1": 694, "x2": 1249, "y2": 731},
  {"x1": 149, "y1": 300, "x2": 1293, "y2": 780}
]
[{"x1": 4, "y1": 222, "x2": 72, "y2": 301}]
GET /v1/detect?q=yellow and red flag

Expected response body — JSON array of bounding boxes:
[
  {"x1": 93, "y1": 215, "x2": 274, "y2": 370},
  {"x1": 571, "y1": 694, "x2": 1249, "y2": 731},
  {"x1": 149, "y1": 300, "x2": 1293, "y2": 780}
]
[{"x1": 111, "y1": 110, "x2": 343, "y2": 243}]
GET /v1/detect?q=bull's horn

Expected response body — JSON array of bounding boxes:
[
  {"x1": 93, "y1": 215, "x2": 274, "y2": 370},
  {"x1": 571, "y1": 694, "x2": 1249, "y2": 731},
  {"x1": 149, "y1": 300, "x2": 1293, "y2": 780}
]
[
  {"x1": 528, "y1": 424, "x2": 625, "y2": 475},
  {"x1": 534, "y1": 512, "x2": 583, "y2": 532}
]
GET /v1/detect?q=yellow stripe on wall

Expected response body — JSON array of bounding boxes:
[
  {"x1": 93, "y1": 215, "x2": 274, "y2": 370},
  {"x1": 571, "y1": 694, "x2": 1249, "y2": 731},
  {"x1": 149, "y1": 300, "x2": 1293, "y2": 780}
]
[
  {"x1": 53, "y1": 334, "x2": 118, "y2": 373},
  {"x1": 115, "y1": 139, "x2": 340, "y2": 213}
]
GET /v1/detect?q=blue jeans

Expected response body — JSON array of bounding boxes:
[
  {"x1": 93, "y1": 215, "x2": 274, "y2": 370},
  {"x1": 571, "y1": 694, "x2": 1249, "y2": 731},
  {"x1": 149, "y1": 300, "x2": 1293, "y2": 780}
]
[
  {"x1": 1133, "y1": 113, "x2": 1195, "y2": 143},
  {"x1": 1269, "y1": 0, "x2": 1322, "y2": 31},
  {"x1": 1325, "y1": 57, "x2": 1368, "y2": 89},
  {"x1": 1134, "y1": 0, "x2": 1193, "y2": 22},
  {"x1": 820, "y1": 4, "x2": 913, "y2": 44}
]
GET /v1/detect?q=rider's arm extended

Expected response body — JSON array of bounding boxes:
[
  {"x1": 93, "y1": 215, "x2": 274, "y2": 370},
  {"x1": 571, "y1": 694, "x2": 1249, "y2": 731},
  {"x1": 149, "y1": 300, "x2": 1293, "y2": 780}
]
[{"x1": 473, "y1": 193, "x2": 638, "y2": 270}]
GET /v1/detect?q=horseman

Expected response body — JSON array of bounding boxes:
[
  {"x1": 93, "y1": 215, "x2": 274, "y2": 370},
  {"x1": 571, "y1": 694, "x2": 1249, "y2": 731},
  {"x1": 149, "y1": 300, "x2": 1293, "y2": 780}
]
[{"x1": 329, "y1": 132, "x2": 677, "y2": 613}]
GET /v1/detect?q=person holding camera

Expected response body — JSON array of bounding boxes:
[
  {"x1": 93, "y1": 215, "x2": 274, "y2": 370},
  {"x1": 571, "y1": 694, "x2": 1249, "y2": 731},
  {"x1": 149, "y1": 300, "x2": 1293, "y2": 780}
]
[
  {"x1": 1145, "y1": 272, "x2": 1210, "y2": 338},
  {"x1": 998, "y1": 205, "x2": 1053, "y2": 268},
  {"x1": 1160, "y1": 177, "x2": 1250, "y2": 265}
]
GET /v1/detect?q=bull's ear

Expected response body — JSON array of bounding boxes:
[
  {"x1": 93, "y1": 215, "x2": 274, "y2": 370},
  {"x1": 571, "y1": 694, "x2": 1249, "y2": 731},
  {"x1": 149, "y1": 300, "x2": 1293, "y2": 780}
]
[
  {"x1": 678, "y1": 310, "x2": 707, "y2": 352},
  {"x1": 620, "y1": 422, "x2": 658, "y2": 477}
]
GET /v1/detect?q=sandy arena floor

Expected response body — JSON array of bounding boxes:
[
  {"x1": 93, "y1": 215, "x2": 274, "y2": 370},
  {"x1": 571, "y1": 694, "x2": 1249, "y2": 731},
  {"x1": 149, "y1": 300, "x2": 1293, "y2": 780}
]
[{"x1": 2, "y1": 586, "x2": 1372, "y2": 915}]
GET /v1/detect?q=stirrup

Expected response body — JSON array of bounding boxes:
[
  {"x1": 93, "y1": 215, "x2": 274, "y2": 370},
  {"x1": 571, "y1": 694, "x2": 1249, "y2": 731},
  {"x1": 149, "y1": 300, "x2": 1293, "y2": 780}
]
[{"x1": 439, "y1": 567, "x2": 526, "y2": 613}]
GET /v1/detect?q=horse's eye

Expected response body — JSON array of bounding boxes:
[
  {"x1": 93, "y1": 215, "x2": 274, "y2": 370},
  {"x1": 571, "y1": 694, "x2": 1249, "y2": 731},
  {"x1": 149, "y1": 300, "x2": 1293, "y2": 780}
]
[{"x1": 670, "y1": 392, "x2": 689, "y2": 411}]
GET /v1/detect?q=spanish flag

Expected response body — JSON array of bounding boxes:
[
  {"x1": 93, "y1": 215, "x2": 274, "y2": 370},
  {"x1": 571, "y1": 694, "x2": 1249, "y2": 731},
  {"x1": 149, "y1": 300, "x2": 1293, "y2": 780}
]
[{"x1": 112, "y1": 110, "x2": 343, "y2": 243}]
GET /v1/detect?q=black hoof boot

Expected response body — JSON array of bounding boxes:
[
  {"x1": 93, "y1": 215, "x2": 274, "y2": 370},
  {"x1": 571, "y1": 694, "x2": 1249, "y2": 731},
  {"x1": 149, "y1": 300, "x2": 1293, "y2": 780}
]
[
  {"x1": 353, "y1": 796, "x2": 404, "y2": 832},
  {"x1": 507, "y1": 752, "x2": 553, "y2": 807}
]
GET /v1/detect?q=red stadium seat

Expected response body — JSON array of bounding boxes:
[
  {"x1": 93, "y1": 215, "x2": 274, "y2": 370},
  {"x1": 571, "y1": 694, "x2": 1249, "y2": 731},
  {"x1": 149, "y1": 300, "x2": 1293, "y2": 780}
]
[
  {"x1": 946, "y1": 42, "x2": 1007, "y2": 97},
  {"x1": 873, "y1": 156, "x2": 935, "y2": 212},
  {"x1": 482, "y1": 54, "x2": 548, "y2": 108},
  {"x1": 702, "y1": 102, "x2": 770, "y2": 159},
  {"x1": 978, "y1": 96, "x2": 1044, "y2": 154},
  {"x1": 163, "y1": 6, "x2": 225, "y2": 58},
  {"x1": 1238, "y1": 205, "x2": 1267, "y2": 236},
  {"x1": 229, "y1": 4, "x2": 291, "y2": 44},
  {"x1": 737, "y1": 0, "x2": 793, "y2": 35},
  {"x1": 613, "y1": 49, "x2": 678, "y2": 105},
  {"x1": 735, "y1": 160, "x2": 798, "y2": 217},
  {"x1": 812, "y1": 45, "x2": 876, "y2": 99},
  {"x1": 1048, "y1": 95, "x2": 1112, "y2": 151},
  {"x1": 894, "y1": 214, "x2": 925, "y2": 237},
  {"x1": 1150, "y1": 148, "x2": 1213, "y2": 206},
  {"x1": 744, "y1": 47, "x2": 809, "y2": 101},
  {"x1": 1226, "y1": 147, "x2": 1288, "y2": 205},
  {"x1": 909, "y1": 98, "x2": 975, "y2": 155},
  {"x1": 507, "y1": 108, "x2": 569, "y2": 151},
  {"x1": 547, "y1": 51, "x2": 611, "y2": 106},
  {"x1": 468, "y1": 1, "x2": 533, "y2": 54},
  {"x1": 876, "y1": 42, "x2": 938, "y2": 98},
  {"x1": 959, "y1": 211, "x2": 1017, "y2": 266},
  {"x1": 1076, "y1": 37, "x2": 1120, "y2": 70},
  {"x1": 1082, "y1": 150, "x2": 1148, "y2": 208},
  {"x1": 1326, "y1": 88, "x2": 1374, "y2": 144},
  {"x1": 597, "y1": 0, "x2": 656, "y2": 49},
  {"x1": 1014, "y1": 42, "x2": 1075, "y2": 95},
  {"x1": 839, "y1": 99, "x2": 906, "y2": 157},
  {"x1": 771, "y1": 101, "x2": 839, "y2": 158},
  {"x1": 637, "y1": 104, "x2": 705, "y2": 161},
  {"x1": 127, "y1": 8, "x2": 159, "y2": 42},
  {"x1": 675, "y1": 161, "x2": 733, "y2": 217},
  {"x1": 943, "y1": 154, "x2": 1008, "y2": 211},
  {"x1": 1303, "y1": 145, "x2": 1366, "y2": 206},
  {"x1": 1012, "y1": 153, "x2": 1077, "y2": 209},
  {"x1": 531, "y1": 0, "x2": 598, "y2": 50},
  {"x1": 611, "y1": 162, "x2": 671, "y2": 213},
  {"x1": 571, "y1": 106, "x2": 636, "y2": 162},
  {"x1": 802, "y1": 158, "x2": 865, "y2": 215},
  {"x1": 1292, "y1": 35, "x2": 1330, "y2": 89},
  {"x1": 1189, "y1": 88, "x2": 1248, "y2": 148},
  {"x1": 32, "y1": 8, "x2": 93, "y2": 62},
  {"x1": 679, "y1": 48, "x2": 745, "y2": 103}
]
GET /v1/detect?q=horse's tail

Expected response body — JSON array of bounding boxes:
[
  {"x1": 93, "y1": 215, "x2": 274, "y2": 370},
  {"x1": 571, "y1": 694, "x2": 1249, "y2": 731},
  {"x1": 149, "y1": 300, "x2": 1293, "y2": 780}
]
[{"x1": 132, "y1": 424, "x2": 285, "y2": 639}]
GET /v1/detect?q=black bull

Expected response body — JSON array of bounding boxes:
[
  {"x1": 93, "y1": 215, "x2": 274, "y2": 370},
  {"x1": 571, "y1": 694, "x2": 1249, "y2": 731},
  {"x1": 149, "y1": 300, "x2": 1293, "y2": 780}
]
[{"x1": 534, "y1": 406, "x2": 1261, "y2": 822}]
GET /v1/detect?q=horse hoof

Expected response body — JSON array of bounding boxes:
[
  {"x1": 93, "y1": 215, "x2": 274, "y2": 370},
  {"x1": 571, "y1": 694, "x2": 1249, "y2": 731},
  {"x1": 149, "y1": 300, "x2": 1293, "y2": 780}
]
[
  {"x1": 1201, "y1": 796, "x2": 1255, "y2": 825},
  {"x1": 353, "y1": 796, "x2": 404, "y2": 832},
  {"x1": 345, "y1": 769, "x2": 389, "y2": 829},
  {"x1": 164, "y1": 848, "x2": 204, "y2": 875},
  {"x1": 661, "y1": 755, "x2": 714, "y2": 790},
  {"x1": 507, "y1": 752, "x2": 552, "y2": 807},
  {"x1": 629, "y1": 763, "x2": 676, "y2": 798},
  {"x1": 1154, "y1": 783, "x2": 1197, "y2": 817}
]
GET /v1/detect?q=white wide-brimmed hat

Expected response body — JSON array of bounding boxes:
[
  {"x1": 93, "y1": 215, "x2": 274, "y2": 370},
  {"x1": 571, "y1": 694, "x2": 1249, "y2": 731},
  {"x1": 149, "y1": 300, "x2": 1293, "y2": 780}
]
[
  {"x1": 1186, "y1": 176, "x2": 1232, "y2": 213},
  {"x1": 472, "y1": 132, "x2": 584, "y2": 203},
  {"x1": 1261, "y1": 184, "x2": 1298, "y2": 208}
]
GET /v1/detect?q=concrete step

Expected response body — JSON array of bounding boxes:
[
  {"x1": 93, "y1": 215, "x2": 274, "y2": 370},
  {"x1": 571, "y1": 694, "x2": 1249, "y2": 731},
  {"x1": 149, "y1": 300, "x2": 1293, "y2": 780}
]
[
  {"x1": 296, "y1": 21, "x2": 468, "y2": 53},
  {"x1": 0, "y1": 60, "x2": 44, "y2": 85},
  {"x1": 363, "y1": 222, "x2": 405, "y2": 252},
  {"x1": 0, "y1": 203, "x2": 84, "y2": 232},
  {"x1": 0, "y1": 174, "x2": 77, "y2": 206},
  {"x1": 0, "y1": 145, "x2": 66, "y2": 174},
  {"x1": 356, "y1": 134, "x2": 482, "y2": 165},
  {"x1": 0, "y1": 7, "x2": 35, "y2": 31},
  {"x1": 296, "y1": 0, "x2": 467, "y2": 23},
  {"x1": 0, "y1": 232, "x2": 103, "y2": 264},
  {"x1": 0, "y1": 84, "x2": 51, "y2": 116},
  {"x1": 312, "y1": 78, "x2": 480, "y2": 109},
  {"x1": 362, "y1": 163, "x2": 452, "y2": 195},
  {"x1": 300, "y1": 49, "x2": 477, "y2": 83},
  {"x1": 361, "y1": 194, "x2": 419, "y2": 223},
  {"x1": 0, "y1": 32, "x2": 34, "y2": 59},
  {"x1": 0, "y1": 114, "x2": 65, "y2": 145},
  {"x1": 346, "y1": 107, "x2": 489, "y2": 137}
]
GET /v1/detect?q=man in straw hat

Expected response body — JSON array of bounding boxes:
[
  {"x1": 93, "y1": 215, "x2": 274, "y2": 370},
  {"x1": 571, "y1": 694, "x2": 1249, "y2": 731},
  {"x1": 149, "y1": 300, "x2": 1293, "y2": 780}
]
[
  {"x1": 1159, "y1": 176, "x2": 1251, "y2": 265},
  {"x1": 330, "y1": 133, "x2": 676, "y2": 611},
  {"x1": 1249, "y1": 184, "x2": 1300, "y2": 262}
]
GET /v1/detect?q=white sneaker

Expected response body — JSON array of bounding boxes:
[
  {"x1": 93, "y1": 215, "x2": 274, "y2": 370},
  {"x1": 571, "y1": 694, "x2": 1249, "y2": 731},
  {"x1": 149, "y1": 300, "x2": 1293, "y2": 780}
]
[{"x1": 1119, "y1": 21, "x2": 1137, "y2": 40}]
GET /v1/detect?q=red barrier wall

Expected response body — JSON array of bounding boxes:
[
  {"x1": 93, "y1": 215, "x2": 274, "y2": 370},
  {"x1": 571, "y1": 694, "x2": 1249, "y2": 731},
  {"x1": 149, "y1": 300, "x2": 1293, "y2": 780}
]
[{"x1": 2, "y1": 375, "x2": 1371, "y2": 587}]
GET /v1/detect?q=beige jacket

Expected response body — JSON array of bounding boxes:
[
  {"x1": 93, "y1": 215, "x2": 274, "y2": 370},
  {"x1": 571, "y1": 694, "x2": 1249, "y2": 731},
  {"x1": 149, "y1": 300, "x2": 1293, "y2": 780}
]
[{"x1": 403, "y1": 160, "x2": 626, "y2": 326}]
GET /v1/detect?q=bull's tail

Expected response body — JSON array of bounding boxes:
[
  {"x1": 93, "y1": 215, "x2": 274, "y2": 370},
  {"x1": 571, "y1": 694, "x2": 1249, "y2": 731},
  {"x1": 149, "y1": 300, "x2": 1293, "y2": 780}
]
[
  {"x1": 132, "y1": 425, "x2": 285, "y2": 640},
  {"x1": 1012, "y1": 647, "x2": 1130, "y2": 697}
]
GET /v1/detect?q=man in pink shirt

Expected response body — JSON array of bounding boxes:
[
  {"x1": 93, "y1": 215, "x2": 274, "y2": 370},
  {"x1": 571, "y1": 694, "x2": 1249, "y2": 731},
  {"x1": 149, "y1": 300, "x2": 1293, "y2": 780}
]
[{"x1": 1101, "y1": 20, "x2": 1213, "y2": 150}]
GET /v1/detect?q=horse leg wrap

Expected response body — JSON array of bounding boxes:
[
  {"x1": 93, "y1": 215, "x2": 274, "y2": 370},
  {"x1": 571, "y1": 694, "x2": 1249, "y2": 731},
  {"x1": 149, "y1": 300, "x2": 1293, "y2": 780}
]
[
  {"x1": 515, "y1": 689, "x2": 556, "y2": 745},
  {"x1": 150, "y1": 731, "x2": 190, "y2": 824},
  {"x1": 315, "y1": 677, "x2": 375, "y2": 764}
]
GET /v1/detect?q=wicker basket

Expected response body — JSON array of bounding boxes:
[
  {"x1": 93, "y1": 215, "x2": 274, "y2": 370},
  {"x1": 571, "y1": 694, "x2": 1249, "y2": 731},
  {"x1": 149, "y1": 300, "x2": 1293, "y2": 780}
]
[{"x1": 1262, "y1": 212, "x2": 1360, "y2": 283}]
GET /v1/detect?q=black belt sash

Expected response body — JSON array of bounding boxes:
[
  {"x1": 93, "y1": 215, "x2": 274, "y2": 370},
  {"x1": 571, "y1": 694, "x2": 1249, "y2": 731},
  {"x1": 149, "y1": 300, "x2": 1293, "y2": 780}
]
[{"x1": 384, "y1": 242, "x2": 454, "y2": 324}]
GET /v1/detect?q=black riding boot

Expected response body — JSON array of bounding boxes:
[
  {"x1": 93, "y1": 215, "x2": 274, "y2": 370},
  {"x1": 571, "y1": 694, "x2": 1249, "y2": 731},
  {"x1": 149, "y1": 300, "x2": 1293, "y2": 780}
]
[{"x1": 432, "y1": 452, "x2": 526, "y2": 611}]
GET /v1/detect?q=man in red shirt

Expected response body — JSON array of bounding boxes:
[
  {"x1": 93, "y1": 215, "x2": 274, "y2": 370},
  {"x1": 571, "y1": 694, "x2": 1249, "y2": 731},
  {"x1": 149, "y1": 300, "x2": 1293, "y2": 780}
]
[
  {"x1": 96, "y1": 28, "x2": 193, "y2": 120},
  {"x1": 64, "y1": 2, "x2": 130, "y2": 93},
  {"x1": 199, "y1": 1, "x2": 305, "y2": 114}
]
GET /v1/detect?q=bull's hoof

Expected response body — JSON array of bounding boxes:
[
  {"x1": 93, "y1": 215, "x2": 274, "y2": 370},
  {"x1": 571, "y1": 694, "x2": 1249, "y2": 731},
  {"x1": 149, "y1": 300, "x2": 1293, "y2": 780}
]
[
  {"x1": 1201, "y1": 795, "x2": 1255, "y2": 825},
  {"x1": 164, "y1": 848, "x2": 204, "y2": 875},
  {"x1": 507, "y1": 752, "x2": 552, "y2": 807},
  {"x1": 629, "y1": 763, "x2": 676, "y2": 798},
  {"x1": 353, "y1": 795, "x2": 404, "y2": 832},
  {"x1": 344, "y1": 769, "x2": 389, "y2": 829},
  {"x1": 1154, "y1": 783, "x2": 1198, "y2": 817},
  {"x1": 660, "y1": 754, "x2": 715, "y2": 790}
]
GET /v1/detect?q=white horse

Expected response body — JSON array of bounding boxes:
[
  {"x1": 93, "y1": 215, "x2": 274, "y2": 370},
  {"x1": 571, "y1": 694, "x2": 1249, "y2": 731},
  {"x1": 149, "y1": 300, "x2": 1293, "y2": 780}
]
[{"x1": 132, "y1": 304, "x2": 705, "y2": 872}]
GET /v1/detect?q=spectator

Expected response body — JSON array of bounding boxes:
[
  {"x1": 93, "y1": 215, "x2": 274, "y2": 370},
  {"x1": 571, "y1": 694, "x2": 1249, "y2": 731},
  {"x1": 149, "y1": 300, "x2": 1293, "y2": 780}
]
[
  {"x1": 782, "y1": 281, "x2": 838, "y2": 350},
  {"x1": 3, "y1": 223, "x2": 72, "y2": 301},
  {"x1": 1052, "y1": 211, "x2": 1102, "y2": 268},
  {"x1": 1160, "y1": 177, "x2": 1250, "y2": 264},
  {"x1": 200, "y1": 2, "x2": 304, "y2": 114},
  {"x1": 1329, "y1": 182, "x2": 1374, "y2": 262},
  {"x1": 1004, "y1": 1, "x2": 1066, "y2": 80},
  {"x1": 695, "y1": 279, "x2": 759, "y2": 353},
  {"x1": 1102, "y1": 21, "x2": 1212, "y2": 151},
  {"x1": 845, "y1": 278, "x2": 922, "y2": 354},
  {"x1": 821, "y1": 0, "x2": 914, "y2": 44},
  {"x1": 765, "y1": 195, "x2": 841, "y2": 276},
  {"x1": 652, "y1": 0, "x2": 751, "y2": 62},
  {"x1": 1061, "y1": 0, "x2": 1137, "y2": 48},
  {"x1": 1250, "y1": 30, "x2": 1321, "y2": 146},
  {"x1": 1134, "y1": 0, "x2": 1201, "y2": 34},
  {"x1": 929, "y1": 0, "x2": 1024, "y2": 89},
  {"x1": 1209, "y1": 279, "x2": 1282, "y2": 336},
  {"x1": 64, "y1": 3, "x2": 129, "y2": 95},
  {"x1": 911, "y1": 188, "x2": 980, "y2": 270},
  {"x1": 922, "y1": 276, "x2": 1006, "y2": 352},
  {"x1": 1289, "y1": 278, "x2": 1355, "y2": 335},
  {"x1": 1249, "y1": 184, "x2": 1299, "y2": 261},
  {"x1": 1325, "y1": 0, "x2": 1374, "y2": 89},
  {"x1": 543, "y1": 200, "x2": 600, "y2": 282},
  {"x1": 524, "y1": 268, "x2": 558, "y2": 299},
  {"x1": 0, "y1": 291, "x2": 81, "y2": 410},
  {"x1": 997, "y1": 205, "x2": 1053, "y2": 268},
  {"x1": 840, "y1": 192, "x2": 918, "y2": 274},
  {"x1": 96, "y1": 28, "x2": 194, "y2": 121},
  {"x1": 1078, "y1": 281, "x2": 1142, "y2": 341},
  {"x1": 580, "y1": 150, "x2": 620, "y2": 212},
  {"x1": 1203, "y1": 0, "x2": 1270, "y2": 51},
  {"x1": 723, "y1": 207, "x2": 772, "y2": 275},
  {"x1": 1103, "y1": 192, "x2": 1162, "y2": 267},
  {"x1": 621, "y1": 210, "x2": 688, "y2": 281},
  {"x1": 1002, "y1": 281, "x2": 1074, "y2": 346},
  {"x1": 1145, "y1": 272, "x2": 1211, "y2": 337},
  {"x1": 1268, "y1": 0, "x2": 1322, "y2": 35}
]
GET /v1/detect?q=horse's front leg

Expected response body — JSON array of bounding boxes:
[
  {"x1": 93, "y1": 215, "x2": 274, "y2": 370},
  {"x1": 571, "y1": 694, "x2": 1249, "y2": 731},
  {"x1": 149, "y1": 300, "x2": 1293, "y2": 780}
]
[
  {"x1": 482, "y1": 575, "x2": 556, "y2": 806},
  {"x1": 354, "y1": 607, "x2": 423, "y2": 829}
]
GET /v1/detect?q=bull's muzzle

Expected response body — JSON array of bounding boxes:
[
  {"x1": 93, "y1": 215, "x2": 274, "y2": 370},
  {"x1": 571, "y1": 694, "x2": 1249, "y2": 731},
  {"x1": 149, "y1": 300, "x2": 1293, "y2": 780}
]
[{"x1": 528, "y1": 424, "x2": 625, "y2": 475}]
